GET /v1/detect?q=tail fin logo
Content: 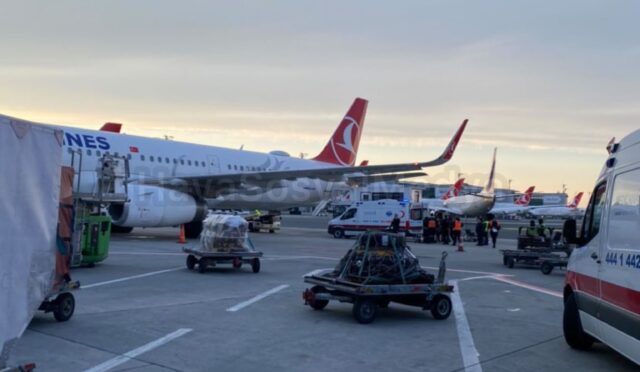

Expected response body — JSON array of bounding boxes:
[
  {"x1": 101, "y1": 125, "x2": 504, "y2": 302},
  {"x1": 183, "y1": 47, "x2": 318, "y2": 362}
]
[
  {"x1": 569, "y1": 192, "x2": 584, "y2": 208},
  {"x1": 442, "y1": 178, "x2": 465, "y2": 200},
  {"x1": 330, "y1": 116, "x2": 360, "y2": 166},
  {"x1": 515, "y1": 186, "x2": 535, "y2": 206}
]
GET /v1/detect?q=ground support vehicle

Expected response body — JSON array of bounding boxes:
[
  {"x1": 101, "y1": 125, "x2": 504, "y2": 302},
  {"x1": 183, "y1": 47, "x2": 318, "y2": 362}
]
[
  {"x1": 246, "y1": 213, "x2": 281, "y2": 233},
  {"x1": 183, "y1": 247, "x2": 262, "y2": 274},
  {"x1": 303, "y1": 232, "x2": 453, "y2": 324},
  {"x1": 516, "y1": 227, "x2": 556, "y2": 250},
  {"x1": 501, "y1": 249, "x2": 568, "y2": 273}
]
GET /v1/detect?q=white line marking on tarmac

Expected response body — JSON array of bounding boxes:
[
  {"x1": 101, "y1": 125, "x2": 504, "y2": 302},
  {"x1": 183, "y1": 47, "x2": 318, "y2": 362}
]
[
  {"x1": 423, "y1": 266, "x2": 511, "y2": 277},
  {"x1": 82, "y1": 267, "x2": 183, "y2": 289},
  {"x1": 491, "y1": 276, "x2": 563, "y2": 298},
  {"x1": 457, "y1": 275, "x2": 497, "y2": 282},
  {"x1": 226, "y1": 285, "x2": 289, "y2": 312},
  {"x1": 110, "y1": 251, "x2": 183, "y2": 256},
  {"x1": 83, "y1": 328, "x2": 192, "y2": 372},
  {"x1": 450, "y1": 280, "x2": 483, "y2": 372}
]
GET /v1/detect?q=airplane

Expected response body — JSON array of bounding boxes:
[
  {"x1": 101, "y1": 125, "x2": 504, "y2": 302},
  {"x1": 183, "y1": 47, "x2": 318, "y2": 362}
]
[
  {"x1": 431, "y1": 148, "x2": 498, "y2": 217},
  {"x1": 490, "y1": 186, "x2": 536, "y2": 214},
  {"x1": 0, "y1": 98, "x2": 468, "y2": 238},
  {"x1": 528, "y1": 192, "x2": 584, "y2": 218},
  {"x1": 417, "y1": 178, "x2": 466, "y2": 211}
]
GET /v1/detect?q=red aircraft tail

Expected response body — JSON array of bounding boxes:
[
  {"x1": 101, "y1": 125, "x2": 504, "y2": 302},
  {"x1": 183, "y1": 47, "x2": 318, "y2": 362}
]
[
  {"x1": 100, "y1": 122, "x2": 122, "y2": 133},
  {"x1": 515, "y1": 186, "x2": 535, "y2": 206},
  {"x1": 568, "y1": 192, "x2": 584, "y2": 208},
  {"x1": 312, "y1": 98, "x2": 368, "y2": 166},
  {"x1": 441, "y1": 178, "x2": 465, "y2": 200}
]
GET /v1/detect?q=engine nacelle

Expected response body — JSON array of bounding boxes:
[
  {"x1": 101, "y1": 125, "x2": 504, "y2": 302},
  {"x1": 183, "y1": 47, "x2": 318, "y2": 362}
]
[{"x1": 109, "y1": 184, "x2": 207, "y2": 227}]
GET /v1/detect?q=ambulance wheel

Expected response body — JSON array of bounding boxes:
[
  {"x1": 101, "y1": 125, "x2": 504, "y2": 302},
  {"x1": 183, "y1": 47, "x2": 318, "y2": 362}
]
[
  {"x1": 198, "y1": 259, "x2": 208, "y2": 273},
  {"x1": 430, "y1": 295, "x2": 452, "y2": 320},
  {"x1": 232, "y1": 257, "x2": 242, "y2": 269},
  {"x1": 251, "y1": 258, "x2": 261, "y2": 273},
  {"x1": 333, "y1": 229, "x2": 345, "y2": 239},
  {"x1": 353, "y1": 298, "x2": 377, "y2": 324},
  {"x1": 541, "y1": 262, "x2": 554, "y2": 275},
  {"x1": 506, "y1": 257, "x2": 515, "y2": 269},
  {"x1": 563, "y1": 292, "x2": 595, "y2": 350},
  {"x1": 309, "y1": 286, "x2": 329, "y2": 310},
  {"x1": 186, "y1": 255, "x2": 197, "y2": 270},
  {"x1": 53, "y1": 293, "x2": 75, "y2": 322}
]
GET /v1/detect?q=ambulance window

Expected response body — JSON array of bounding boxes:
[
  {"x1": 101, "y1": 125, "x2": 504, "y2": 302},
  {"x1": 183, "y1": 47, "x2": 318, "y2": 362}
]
[
  {"x1": 410, "y1": 209, "x2": 422, "y2": 220},
  {"x1": 341, "y1": 208, "x2": 357, "y2": 220},
  {"x1": 607, "y1": 169, "x2": 640, "y2": 251},
  {"x1": 581, "y1": 183, "x2": 607, "y2": 244}
]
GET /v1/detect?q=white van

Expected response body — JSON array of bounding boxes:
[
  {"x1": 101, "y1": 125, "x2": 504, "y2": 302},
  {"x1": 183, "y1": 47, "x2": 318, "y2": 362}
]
[
  {"x1": 563, "y1": 132, "x2": 640, "y2": 365},
  {"x1": 327, "y1": 200, "x2": 421, "y2": 238}
]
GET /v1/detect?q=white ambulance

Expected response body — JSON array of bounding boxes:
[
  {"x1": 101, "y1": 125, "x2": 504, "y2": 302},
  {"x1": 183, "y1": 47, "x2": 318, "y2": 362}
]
[
  {"x1": 327, "y1": 199, "x2": 421, "y2": 238},
  {"x1": 563, "y1": 132, "x2": 640, "y2": 365}
]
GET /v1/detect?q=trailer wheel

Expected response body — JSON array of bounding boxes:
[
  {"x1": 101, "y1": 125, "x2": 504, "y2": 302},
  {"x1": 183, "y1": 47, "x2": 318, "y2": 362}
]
[
  {"x1": 269, "y1": 229, "x2": 275, "y2": 234},
  {"x1": 251, "y1": 258, "x2": 261, "y2": 273},
  {"x1": 377, "y1": 300, "x2": 390, "y2": 309},
  {"x1": 186, "y1": 255, "x2": 197, "y2": 270},
  {"x1": 353, "y1": 298, "x2": 377, "y2": 324},
  {"x1": 232, "y1": 257, "x2": 242, "y2": 269},
  {"x1": 502, "y1": 256, "x2": 508, "y2": 266},
  {"x1": 430, "y1": 295, "x2": 452, "y2": 320},
  {"x1": 333, "y1": 229, "x2": 345, "y2": 239},
  {"x1": 198, "y1": 258, "x2": 208, "y2": 274},
  {"x1": 53, "y1": 293, "x2": 75, "y2": 322},
  {"x1": 506, "y1": 257, "x2": 515, "y2": 269},
  {"x1": 309, "y1": 286, "x2": 329, "y2": 310},
  {"x1": 563, "y1": 292, "x2": 595, "y2": 350},
  {"x1": 541, "y1": 261, "x2": 554, "y2": 275}
]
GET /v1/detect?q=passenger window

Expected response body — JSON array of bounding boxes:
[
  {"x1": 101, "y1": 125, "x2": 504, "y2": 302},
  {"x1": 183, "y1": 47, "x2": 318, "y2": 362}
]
[
  {"x1": 173, "y1": 158, "x2": 177, "y2": 164},
  {"x1": 410, "y1": 209, "x2": 423, "y2": 220},
  {"x1": 86, "y1": 149, "x2": 92, "y2": 156},
  {"x1": 188, "y1": 160, "x2": 192, "y2": 166},
  {"x1": 150, "y1": 156, "x2": 154, "y2": 162},
  {"x1": 341, "y1": 208, "x2": 357, "y2": 220},
  {"x1": 127, "y1": 154, "x2": 132, "y2": 160},
  {"x1": 228, "y1": 165, "x2": 232, "y2": 170},
  {"x1": 180, "y1": 159, "x2": 184, "y2": 165},
  {"x1": 141, "y1": 155, "x2": 145, "y2": 161},
  {"x1": 581, "y1": 182, "x2": 607, "y2": 245},
  {"x1": 608, "y1": 169, "x2": 640, "y2": 251},
  {"x1": 96, "y1": 150, "x2": 101, "y2": 157}
]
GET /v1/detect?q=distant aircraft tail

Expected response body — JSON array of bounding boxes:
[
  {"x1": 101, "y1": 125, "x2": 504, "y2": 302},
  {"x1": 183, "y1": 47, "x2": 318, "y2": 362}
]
[
  {"x1": 483, "y1": 148, "x2": 497, "y2": 194},
  {"x1": 100, "y1": 122, "x2": 122, "y2": 133},
  {"x1": 515, "y1": 186, "x2": 535, "y2": 206},
  {"x1": 441, "y1": 178, "x2": 465, "y2": 200},
  {"x1": 568, "y1": 192, "x2": 584, "y2": 208},
  {"x1": 312, "y1": 98, "x2": 368, "y2": 166}
]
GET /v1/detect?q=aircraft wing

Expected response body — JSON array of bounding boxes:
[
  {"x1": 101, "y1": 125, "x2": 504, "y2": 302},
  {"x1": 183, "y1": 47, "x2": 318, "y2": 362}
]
[{"x1": 135, "y1": 120, "x2": 467, "y2": 198}]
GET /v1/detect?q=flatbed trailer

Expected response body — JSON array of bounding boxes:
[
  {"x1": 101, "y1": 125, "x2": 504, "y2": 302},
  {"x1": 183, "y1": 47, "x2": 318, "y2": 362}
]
[
  {"x1": 303, "y1": 248, "x2": 453, "y2": 324},
  {"x1": 183, "y1": 247, "x2": 263, "y2": 274},
  {"x1": 501, "y1": 249, "x2": 568, "y2": 274}
]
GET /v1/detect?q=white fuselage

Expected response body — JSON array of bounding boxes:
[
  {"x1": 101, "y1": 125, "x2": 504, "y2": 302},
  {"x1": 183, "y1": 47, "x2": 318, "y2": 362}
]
[
  {"x1": 444, "y1": 193, "x2": 495, "y2": 216},
  {"x1": 58, "y1": 125, "x2": 343, "y2": 210},
  {"x1": 529, "y1": 206, "x2": 581, "y2": 217}
]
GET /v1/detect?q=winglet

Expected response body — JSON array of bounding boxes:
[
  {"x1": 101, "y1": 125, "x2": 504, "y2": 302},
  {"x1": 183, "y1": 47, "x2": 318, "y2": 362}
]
[
  {"x1": 100, "y1": 122, "x2": 122, "y2": 133},
  {"x1": 484, "y1": 147, "x2": 497, "y2": 193},
  {"x1": 313, "y1": 98, "x2": 368, "y2": 166},
  {"x1": 440, "y1": 119, "x2": 468, "y2": 162}
]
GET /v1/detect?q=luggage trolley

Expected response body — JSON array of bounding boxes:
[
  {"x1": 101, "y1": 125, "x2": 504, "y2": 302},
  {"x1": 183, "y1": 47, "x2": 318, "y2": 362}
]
[
  {"x1": 302, "y1": 232, "x2": 454, "y2": 324},
  {"x1": 38, "y1": 281, "x2": 80, "y2": 322},
  {"x1": 183, "y1": 214, "x2": 263, "y2": 274}
]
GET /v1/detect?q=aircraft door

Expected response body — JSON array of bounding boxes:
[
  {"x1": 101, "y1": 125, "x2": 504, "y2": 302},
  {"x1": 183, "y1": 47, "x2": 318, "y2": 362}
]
[{"x1": 207, "y1": 155, "x2": 221, "y2": 174}]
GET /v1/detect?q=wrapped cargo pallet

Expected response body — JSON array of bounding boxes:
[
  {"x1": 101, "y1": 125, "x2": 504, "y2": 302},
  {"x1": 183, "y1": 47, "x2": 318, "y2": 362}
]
[
  {"x1": 199, "y1": 214, "x2": 253, "y2": 253},
  {"x1": 0, "y1": 116, "x2": 63, "y2": 367}
]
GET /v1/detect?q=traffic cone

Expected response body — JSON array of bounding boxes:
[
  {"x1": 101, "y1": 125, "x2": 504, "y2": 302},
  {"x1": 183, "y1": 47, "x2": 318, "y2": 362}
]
[
  {"x1": 177, "y1": 224, "x2": 186, "y2": 244},
  {"x1": 457, "y1": 241, "x2": 465, "y2": 252}
]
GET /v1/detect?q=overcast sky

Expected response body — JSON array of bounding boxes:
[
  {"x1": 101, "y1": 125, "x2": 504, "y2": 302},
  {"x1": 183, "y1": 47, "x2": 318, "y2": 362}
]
[{"x1": 1, "y1": 1, "x2": 639, "y2": 200}]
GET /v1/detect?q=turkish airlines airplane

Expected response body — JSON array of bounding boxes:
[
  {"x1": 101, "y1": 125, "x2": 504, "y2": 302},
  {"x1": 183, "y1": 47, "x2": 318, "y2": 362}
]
[
  {"x1": 417, "y1": 178, "x2": 466, "y2": 211},
  {"x1": 528, "y1": 192, "x2": 584, "y2": 218},
  {"x1": 490, "y1": 186, "x2": 536, "y2": 214},
  {"x1": 0, "y1": 98, "x2": 468, "y2": 238},
  {"x1": 434, "y1": 148, "x2": 498, "y2": 216}
]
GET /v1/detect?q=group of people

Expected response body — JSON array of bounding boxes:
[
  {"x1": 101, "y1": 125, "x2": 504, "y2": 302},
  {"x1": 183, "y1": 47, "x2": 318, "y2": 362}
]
[
  {"x1": 421, "y1": 213, "x2": 465, "y2": 246},
  {"x1": 526, "y1": 219, "x2": 548, "y2": 239},
  {"x1": 474, "y1": 214, "x2": 502, "y2": 248}
]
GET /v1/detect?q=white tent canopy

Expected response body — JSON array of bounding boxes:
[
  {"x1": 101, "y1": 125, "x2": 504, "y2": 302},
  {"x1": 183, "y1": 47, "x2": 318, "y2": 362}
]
[{"x1": 0, "y1": 117, "x2": 63, "y2": 365}]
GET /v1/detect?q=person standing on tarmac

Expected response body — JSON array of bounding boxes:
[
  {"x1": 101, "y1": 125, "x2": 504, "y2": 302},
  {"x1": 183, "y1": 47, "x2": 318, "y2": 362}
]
[
  {"x1": 488, "y1": 214, "x2": 501, "y2": 248},
  {"x1": 475, "y1": 217, "x2": 484, "y2": 246},
  {"x1": 537, "y1": 218, "x2": 547, "y2": 239},
  {"x1": 482, "y1": 217, "x2": 490, "y2": 246},
  {"x1": 427, "y1": 215, "x2": 437, "y2": 243},
  {"x1": 422, "y1": 215, "x2": 430, "y2": 243},
  {"x1": 452, "y1": 217, "x2": 463, "y2": 246},
  {"x1": 440, "y1": 215, "x2": 451, "y2": 244},
  {"x1": 390, "y1": 214, "x2": 401, "y2": 233}
]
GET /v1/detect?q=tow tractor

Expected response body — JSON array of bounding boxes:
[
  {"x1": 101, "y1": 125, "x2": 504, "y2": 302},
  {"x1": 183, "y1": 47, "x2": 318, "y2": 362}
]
[{"x1": 303, "y1": 231, "x2": 453, "y2": 324}]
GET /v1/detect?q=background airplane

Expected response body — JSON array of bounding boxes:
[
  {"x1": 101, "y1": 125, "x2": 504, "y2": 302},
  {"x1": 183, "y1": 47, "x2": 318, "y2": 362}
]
[
  {"x1": 528, "y1": 192, "x2": 584, "y2": 218},
  {"x1": 435, "y1": 148, "x2": 498, "y2": 216},
  {"x1": 0, "y1": 99, "x2": 468, "y2": 238},
  {"x1": 490, "y1": 186, "x2": 536, "y2": 214}
]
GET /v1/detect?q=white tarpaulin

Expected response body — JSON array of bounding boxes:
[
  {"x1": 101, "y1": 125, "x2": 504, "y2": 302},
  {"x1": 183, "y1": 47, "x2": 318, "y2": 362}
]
[{"x1": 0, "y1": 116, "x2": 63, "y2": 364}]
